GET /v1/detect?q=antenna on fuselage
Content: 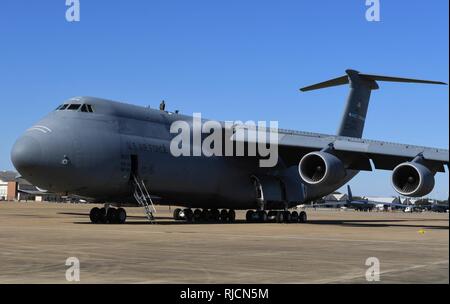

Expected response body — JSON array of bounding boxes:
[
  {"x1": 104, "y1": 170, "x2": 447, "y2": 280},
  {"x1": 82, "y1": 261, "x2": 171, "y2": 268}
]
[{"x1": 159, "y1": 100, "x2": 166, "y2": 111}]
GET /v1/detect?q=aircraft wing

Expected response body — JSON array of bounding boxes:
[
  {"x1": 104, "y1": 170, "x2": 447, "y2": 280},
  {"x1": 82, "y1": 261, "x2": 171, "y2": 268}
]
[
  {"x1": 347, "y1": 200, "x2": 377, "y2": 207},
  {"x1": 388, "y1": 203, "x2": 408, "y2": 209},
  {"x1": 308, "y1": 200, "x2": 375, "y2": 209},
  {"x1": 232, "y1": 127, "x2": 449, "y2": 172},
  {"x1": 306, "y1": 201, "x2": 347, "y2": 208},
  {"x1": 18, "y1": 189, "x2": 90, "y2": 201},
  {"x1": 18, "y1": 189, "x2": 50, "y2": 195}
]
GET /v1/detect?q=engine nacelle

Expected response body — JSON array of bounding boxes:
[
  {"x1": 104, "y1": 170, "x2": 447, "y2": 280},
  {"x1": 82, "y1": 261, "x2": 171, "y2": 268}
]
[
  {"x1": 299, "y1": 151, "x2": 346, "y2": 186},
  {"x1": 391, "y1": 162, "x2": 435, "y2": 197}
]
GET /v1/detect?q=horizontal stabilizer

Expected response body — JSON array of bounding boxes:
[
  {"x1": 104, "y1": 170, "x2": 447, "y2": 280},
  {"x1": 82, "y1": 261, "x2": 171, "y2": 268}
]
[
  {"x1": 300, "y1": 76, "x2": 349, "y2": 92},
  {"x1": 300, "y1": 69, "x2": 447, "y2": 92},
  {"x1": 359, "y1": 74, "x2": 447, "y2": 85}
]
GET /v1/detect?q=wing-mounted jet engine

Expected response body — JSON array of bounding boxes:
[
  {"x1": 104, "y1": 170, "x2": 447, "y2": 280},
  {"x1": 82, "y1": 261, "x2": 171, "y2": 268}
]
[
  {"x1": 298, "y1": 148, "x2": 346, "y2": 187},
  {"x1": 391, "y1": 156, "x2": 436, "y2": 197}
]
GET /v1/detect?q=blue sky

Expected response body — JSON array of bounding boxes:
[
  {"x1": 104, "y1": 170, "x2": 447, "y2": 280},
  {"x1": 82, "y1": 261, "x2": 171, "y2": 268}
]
[{"x1": 0, "y1": 0, "x2": 448, "y2": 198}]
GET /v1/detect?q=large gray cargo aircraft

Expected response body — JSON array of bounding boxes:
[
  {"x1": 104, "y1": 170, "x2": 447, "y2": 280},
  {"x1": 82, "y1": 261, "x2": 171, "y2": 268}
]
[{"x1": 10, "y1": 70, "x2": 449, "y2": 224}]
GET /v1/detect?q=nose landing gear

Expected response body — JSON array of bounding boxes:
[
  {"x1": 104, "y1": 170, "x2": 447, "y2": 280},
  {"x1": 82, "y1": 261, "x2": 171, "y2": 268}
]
[{"x1": 90, "y1": 206, "x2": 127, "y2": 224}]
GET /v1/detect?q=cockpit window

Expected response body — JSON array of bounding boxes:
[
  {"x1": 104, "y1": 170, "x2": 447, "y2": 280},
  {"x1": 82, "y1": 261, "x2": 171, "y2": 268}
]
[
  {"x1": 56, "y1": 103, "x2": 94, "y2": 112},
  {"x1": 67, "y1": 104, "x2": 81, "y2": 111},
  {"x1": 56, "y1": 104, "x2": 68, "y2": 111}
]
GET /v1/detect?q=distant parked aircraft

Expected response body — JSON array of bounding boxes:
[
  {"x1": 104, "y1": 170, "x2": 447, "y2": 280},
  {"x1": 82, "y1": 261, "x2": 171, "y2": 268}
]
[{"x1": 310, "y1": 185, "x2": 409, "y2": 212}]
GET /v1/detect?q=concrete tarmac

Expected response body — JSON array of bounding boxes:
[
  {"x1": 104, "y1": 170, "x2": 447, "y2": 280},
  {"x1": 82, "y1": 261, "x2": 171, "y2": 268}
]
[{"x1": 0, "y1": 202, "x2": 448, "y2": 283}]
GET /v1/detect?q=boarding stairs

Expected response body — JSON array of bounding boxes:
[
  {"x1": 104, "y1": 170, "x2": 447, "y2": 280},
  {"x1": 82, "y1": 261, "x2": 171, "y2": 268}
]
[{"x1": 132, "y1": 175, "x2": 157, "y2": 223}]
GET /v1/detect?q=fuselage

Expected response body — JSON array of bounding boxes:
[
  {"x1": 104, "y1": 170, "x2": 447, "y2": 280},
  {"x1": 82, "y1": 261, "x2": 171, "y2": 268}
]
[{"x1": 11, "y1": 97, "x2": 355, "y2": 210}]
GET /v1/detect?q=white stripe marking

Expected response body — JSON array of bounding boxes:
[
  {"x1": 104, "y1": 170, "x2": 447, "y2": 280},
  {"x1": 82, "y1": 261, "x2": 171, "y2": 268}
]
[
  {"x1": 26, "y1": 127, "x2": 48, "y2": 134},
  {"x1": 26, "y1": 125, "x2": 52, "y2": 134},
  {"x1": 34, "y1": 125, "x2": 52, "y2": 132}
]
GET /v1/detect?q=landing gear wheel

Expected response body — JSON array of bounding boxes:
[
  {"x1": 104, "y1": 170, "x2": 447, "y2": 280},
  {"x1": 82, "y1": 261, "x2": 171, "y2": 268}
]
[
  {"x1": 257, "y1": 211, "x2": 268, "y2": 223},
  {"x1": 211, "y1": 209, "x2": 220, "y2": 222},
  {"x1": 106, "y1": 208, "x2": 118, "y2": 224},
  {"x1": 267, "y1": 211, "x2": 277, "y2": 222},
  {"x1": 98, "y1": 207, "x2": 107, "y2": 224},
  {"x1": 291, "y1": 211, "x2": 299, "y2": 223},
  {"x1": 173, "y1": 208, "x2": 182, "y2": 220},
  {"x1": 117, "y1": 208, "x2": 127, "y2": 224},
  {"x1": 275, "y1": 211, "x2": 284, "y2": 223},
  {"x1": 283, "y1": 211, "x2": 291, "y2": 223},
  {"x1": 193, "y1": 209, "x2": 202, "y2": 222},
  {"x1": 89, "y1": 207, "x2": 101, "y2": 224},
  {"x1": 299, "y1": 211, "x2": 307, "y2": 223},
  {"x1": 220, "y1": 209, "x2": 229, "y2": 222},
  {"x1": 184, "y1": 209, "x2": 193, "y2": 222},
  {"x1": 228, "y1": 209, "x2": 236, "y2": 223},
  {"x1": 246, "y1": 210, "x2": 254, "y2": 222},
  {"x1": 204, "y1": 209, "x2": 212, "y2": 222}
]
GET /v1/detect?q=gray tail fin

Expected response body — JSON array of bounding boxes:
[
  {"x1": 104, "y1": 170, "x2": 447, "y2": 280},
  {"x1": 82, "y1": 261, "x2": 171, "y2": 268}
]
[
  {"x1": 347, "y1": 185, "x2": 353, "y2": 201},
  {"x1": 300, "y1": 69, "x2": 447, "y2": 138}
]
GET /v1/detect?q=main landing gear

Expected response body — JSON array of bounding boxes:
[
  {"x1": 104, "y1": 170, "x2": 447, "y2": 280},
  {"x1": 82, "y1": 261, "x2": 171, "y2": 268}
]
[
  {"x1": 90, "y1": 206, "x2": 127, "y2": 224},
  {"x1": 246, "y1": 210, "x2": 307, "y2": 223},
  {"x1": 173, "y1": 208, "x2": 236, "y2": 223},
  {"x1": 172, "y1": 208, "x2": 307, "y2": 224}
]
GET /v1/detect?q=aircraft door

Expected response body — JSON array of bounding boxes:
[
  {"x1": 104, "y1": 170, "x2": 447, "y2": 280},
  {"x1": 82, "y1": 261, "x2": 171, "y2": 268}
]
[{"x1": 130, "y1": 154, "x2": 139, "y2": 180}]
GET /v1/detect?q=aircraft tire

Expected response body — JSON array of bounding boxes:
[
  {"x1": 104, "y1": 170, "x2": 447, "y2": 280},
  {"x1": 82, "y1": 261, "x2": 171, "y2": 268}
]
[
  {"x1": 117, "y1": 208, "x2": 127, "y2": 224},
  {"x1": 211, "y1": 209, "x2": 220, "y2": 222},
  {"x1": 291, "y1": 211, "x2": 299, "y2": 223},
  {"x1": 228, "y1": 209, "x2": 236, "y2": 223},
  {"x1": 107, "y1": 208, "x2": 118, "y2": 224},
  {"x1": 193, "y1": 209, "x2": 202, "y2": 222},
  {"x1": 204, "y1": 209, "x2": 212, "y2": 222},
  {"x1": 246, "y1": 210, "x2": 254, "y2": 222},
  {"x1": 267, "y1": 211, "x2": 277, "y2": 222},
  {"x1": 173, "y1": 208, "x2": 182, "y2": 220},
  {"x1": 275, "y1": 211, "x2": 284, "y2": 223},
  {"x1": 299, "y1": 211, "x2": 307, "y2": 223},
  {"x1": 98, "y1": 207, "x2": 107, "y2": 224},
  {"x1": 184, "y1": 209, "x2": 193, "y2": 222},
  {"x1": 220, "y1": 209, "x2": 228, "y2": 222},
  {"x1": 257, "y1": 211, "x2": 267, "y2": 223},
  {"x1": 89, "y1": 207, "x2": 101, "y2": 224},
  {"x1": 283, "y1": 211, "x2": 291, "y2": 223}
]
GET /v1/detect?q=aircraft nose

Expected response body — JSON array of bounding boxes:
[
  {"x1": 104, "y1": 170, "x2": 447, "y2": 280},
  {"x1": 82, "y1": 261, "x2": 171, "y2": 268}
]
[{"x1": 11, "y1": 136, "x2": 44, "y2": 174}]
